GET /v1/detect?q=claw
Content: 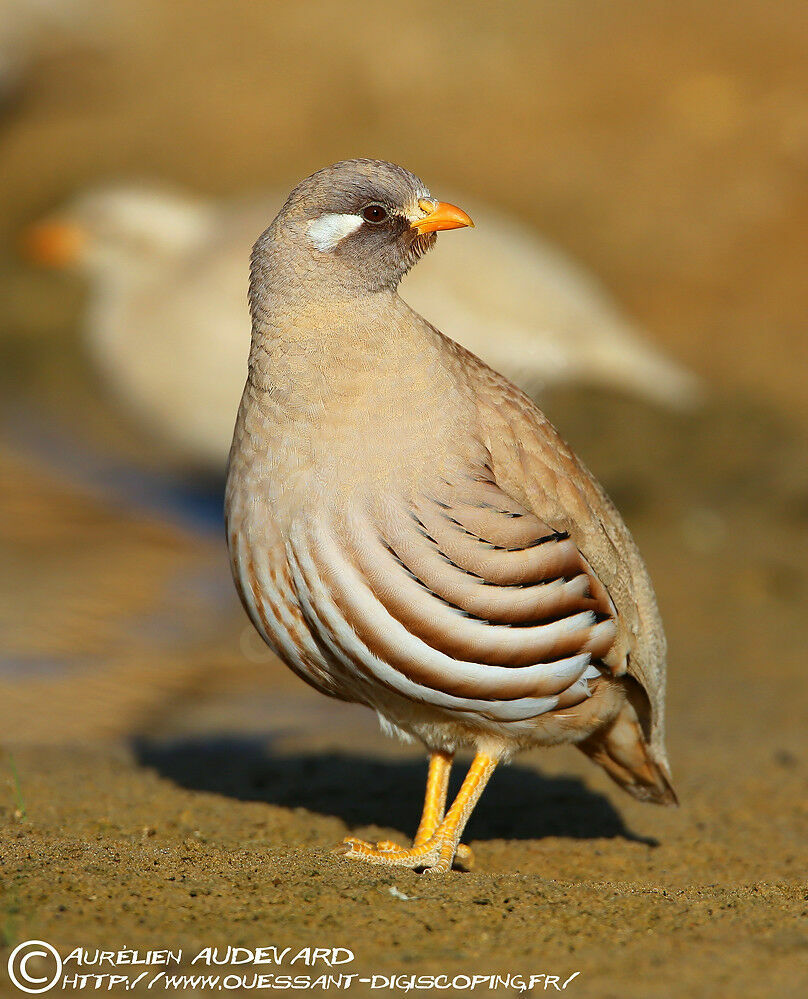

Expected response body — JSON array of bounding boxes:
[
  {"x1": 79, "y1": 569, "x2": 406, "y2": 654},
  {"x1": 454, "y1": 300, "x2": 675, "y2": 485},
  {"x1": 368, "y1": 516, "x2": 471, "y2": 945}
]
[{"x1": 331, "y1": 838, "x2": 358, "y2": 856}]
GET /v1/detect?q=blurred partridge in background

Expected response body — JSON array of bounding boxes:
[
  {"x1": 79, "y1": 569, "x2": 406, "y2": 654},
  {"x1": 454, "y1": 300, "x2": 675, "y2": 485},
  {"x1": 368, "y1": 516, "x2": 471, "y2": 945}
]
[{"x1": 225, "y1": 160, "x2": 676, "y2": 874}]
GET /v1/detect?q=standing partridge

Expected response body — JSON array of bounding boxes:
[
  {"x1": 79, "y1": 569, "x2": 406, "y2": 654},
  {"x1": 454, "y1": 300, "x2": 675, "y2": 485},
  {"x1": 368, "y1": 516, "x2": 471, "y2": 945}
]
[{"x1": 225, "y1": 159, "x2": 677, "y2": 874}]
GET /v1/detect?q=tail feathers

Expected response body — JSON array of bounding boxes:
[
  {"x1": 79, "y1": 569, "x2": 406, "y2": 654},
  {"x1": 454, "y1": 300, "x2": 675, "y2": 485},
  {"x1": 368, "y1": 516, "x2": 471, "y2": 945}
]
[
  {"x1": 579, "y1": 706, "x2": 678, "y2": 806},
  {"x1": 586, "y1": 333, "x2": 703, "y2": 411}
]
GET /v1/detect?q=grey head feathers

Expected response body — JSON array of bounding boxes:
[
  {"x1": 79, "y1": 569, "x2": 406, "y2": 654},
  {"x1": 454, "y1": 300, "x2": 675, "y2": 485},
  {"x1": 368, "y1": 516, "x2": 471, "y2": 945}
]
[{"x1": 250, "y1": 159, "x2": 438, "y2": 302}]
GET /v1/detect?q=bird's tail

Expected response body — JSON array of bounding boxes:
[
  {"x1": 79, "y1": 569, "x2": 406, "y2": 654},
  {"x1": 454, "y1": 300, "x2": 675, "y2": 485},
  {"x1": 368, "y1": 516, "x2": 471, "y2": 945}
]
[
  {"x1": 583, "y1": 329, "x2": 703, "y2": 411},
  {"x1": 578, "y1": 702, "x2": 678, "y2": 805}
]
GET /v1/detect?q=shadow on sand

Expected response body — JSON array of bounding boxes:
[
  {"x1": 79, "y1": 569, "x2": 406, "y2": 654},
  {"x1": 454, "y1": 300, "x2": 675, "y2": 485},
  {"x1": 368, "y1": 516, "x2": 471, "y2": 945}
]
[{"x1": 133, "y1": 736, "x2": 656, "y2": 846}]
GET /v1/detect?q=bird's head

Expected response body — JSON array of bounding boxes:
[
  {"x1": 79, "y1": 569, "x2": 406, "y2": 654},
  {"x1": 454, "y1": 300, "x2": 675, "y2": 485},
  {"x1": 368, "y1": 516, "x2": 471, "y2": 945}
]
[{"x1": 259, "y1": 159, "x2": 474, "y2": 295}]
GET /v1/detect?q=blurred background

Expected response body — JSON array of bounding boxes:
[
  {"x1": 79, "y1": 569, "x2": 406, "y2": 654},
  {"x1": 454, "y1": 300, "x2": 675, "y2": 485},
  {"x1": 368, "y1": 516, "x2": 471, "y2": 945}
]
[{"x1": 0, "y1": 1, "x2": 807, "y2": 988}]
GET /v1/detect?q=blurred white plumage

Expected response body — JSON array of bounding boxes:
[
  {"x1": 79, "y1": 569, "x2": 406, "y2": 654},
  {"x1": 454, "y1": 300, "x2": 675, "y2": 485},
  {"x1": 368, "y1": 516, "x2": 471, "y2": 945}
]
[{"x1": 28, "y1": 183, "x2": 700, "y2": 472}]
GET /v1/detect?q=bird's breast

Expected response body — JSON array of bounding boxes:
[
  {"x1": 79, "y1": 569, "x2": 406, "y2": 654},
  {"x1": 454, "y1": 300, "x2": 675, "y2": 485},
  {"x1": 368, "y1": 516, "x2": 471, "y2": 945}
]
[{"x1": 231, "y1": 351, "x2": 483, "y2": 530}]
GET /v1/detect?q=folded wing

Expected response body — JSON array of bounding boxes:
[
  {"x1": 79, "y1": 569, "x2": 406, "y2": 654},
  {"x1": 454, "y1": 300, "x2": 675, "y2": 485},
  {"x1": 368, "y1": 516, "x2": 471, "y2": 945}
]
[{"x1": 286, "y1": 470, "x2": 620, "y2": 725}]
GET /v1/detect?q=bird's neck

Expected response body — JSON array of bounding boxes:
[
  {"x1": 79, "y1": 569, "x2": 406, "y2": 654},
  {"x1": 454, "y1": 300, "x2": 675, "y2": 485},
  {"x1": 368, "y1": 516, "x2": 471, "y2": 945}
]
[
  {"x1": 233, "y1": 264, "x2": 485, "y2": 504},
  {"x1": 240, "y1": 233, "x2": 477, "y2": 463},
  {"x1": 247, "y1": 287, "x2": 431, "y2": 399},
  {"x1": 240, "y1": 283, "x2": 480, "y2": 484}
]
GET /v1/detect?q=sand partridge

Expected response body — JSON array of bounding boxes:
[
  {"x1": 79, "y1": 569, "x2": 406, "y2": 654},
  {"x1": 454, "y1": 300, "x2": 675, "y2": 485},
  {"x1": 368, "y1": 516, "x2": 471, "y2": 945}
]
[
  {"x1": 224, "y1": 160, "x2": 676, "y2": 874},
  {"x1": 24, "y1": 183, "x2": 699, "y2": 472}
]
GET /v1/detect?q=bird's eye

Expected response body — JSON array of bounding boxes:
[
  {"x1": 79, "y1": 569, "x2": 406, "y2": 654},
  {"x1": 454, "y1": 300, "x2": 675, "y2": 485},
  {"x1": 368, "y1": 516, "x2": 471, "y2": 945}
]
[{"x1": 361, "y1": 204, "x2": 388, "y2": 224}]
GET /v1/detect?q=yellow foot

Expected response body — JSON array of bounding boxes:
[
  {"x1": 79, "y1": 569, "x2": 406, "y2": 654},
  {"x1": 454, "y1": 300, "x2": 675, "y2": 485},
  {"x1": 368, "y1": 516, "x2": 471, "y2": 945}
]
[{"x1": 333, "y1": 835, "x2": 473, "y2": 873}]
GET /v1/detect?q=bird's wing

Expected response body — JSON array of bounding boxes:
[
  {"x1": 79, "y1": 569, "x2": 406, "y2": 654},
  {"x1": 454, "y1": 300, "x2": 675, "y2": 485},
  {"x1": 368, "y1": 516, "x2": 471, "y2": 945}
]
[
  {"x1": 459, "y1": 343, "x2": 668, "y2": 748},
  {"x1": 284, "y1": 453, "x2": 623, "y2": 726}
]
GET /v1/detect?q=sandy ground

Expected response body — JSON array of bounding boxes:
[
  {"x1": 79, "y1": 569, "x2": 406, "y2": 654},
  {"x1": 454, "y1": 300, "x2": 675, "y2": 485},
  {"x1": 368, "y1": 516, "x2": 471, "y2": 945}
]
[{"x1": 1, "y1": 2, "x2": 807, "y2": 997}]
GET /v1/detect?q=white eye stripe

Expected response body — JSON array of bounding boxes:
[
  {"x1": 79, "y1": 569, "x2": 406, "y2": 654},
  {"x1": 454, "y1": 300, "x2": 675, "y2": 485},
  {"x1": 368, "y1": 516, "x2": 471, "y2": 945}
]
[{"x1": 306, "y1": 213, "x2": 364, "y2": 252}]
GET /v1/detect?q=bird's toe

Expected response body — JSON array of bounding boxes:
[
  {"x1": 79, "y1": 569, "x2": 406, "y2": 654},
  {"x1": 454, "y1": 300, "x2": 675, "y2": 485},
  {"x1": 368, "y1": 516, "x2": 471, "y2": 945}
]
[
  {"x1": 333, "y1": 835, "x2": 440, "y2": 869},
  {"x1": 454, "y1": 843, "x2": 475, "y2": 871}
]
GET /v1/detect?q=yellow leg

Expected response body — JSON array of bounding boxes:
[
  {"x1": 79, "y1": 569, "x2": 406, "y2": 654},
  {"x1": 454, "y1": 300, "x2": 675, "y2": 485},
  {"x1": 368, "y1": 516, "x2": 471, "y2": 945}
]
[
  {"x1": 411, "y1": 751, "x2": 474, "y2": 869},
  {"x1": 335, "y1": 752, "x2": 498, "y2": 873},
  {"x1": 336, "y1": 751, "x2": 452, "y2": 863},
  {"x1": 425, "y1": 752, "x2": 497, "y2": 874},
  {"x1": 413, "y1": 751, "x2": 452, "y2": 846}
]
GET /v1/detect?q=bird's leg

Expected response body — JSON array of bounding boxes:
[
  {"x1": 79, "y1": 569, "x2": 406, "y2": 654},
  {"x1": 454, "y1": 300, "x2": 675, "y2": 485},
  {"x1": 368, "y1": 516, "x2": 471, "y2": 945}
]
[
  {"x1": 412, "y1": 750, "x2": 452, "y2": 846},
  {"x1": 356, "y1": 751, "x2": 473, "y2": 865},
  {"x1": 412, "y1": 751, "x2": 474, "y2": 870},
  {"x1": 335, "y1": 752, "x2": 498, "y2": 873},
  {"x1": 335, "y1": 751, "x2": 452, "y2": 863},
  {"x1": 422, "y1": 752, "x2": 497, "y2": 874}
]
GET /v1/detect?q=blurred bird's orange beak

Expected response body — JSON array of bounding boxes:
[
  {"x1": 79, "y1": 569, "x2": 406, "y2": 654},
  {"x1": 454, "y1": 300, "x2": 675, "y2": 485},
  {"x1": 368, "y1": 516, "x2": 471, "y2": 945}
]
[
  {"x1": 411, "y1": 198, "x2": 474, "y2": 235},
  {"x1": 21, "y1": 219, "x2": 86, "y2": 267}
]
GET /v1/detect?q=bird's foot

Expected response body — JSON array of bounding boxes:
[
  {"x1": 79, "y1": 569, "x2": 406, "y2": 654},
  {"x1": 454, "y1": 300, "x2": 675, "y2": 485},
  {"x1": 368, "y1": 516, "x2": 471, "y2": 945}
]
[{"x1": 333, "y1": 835, "x2": 474, "y2": 873}]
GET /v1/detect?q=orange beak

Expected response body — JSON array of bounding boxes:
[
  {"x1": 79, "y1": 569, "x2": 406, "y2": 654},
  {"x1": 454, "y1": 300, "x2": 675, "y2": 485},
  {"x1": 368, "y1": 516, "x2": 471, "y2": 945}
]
[
  {"x1": 411, "y1": 198, "x2": 474, "y2": 235},
  {"x1": 21, "y1": 219, "x2": 86, "y2": 267}
]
